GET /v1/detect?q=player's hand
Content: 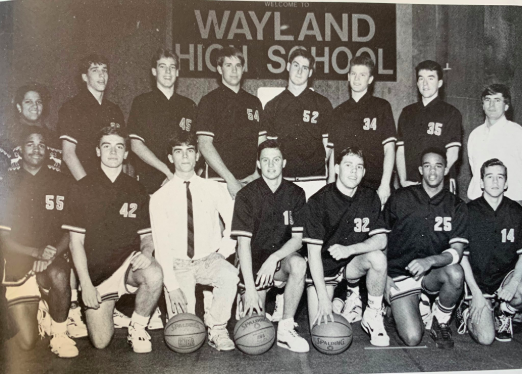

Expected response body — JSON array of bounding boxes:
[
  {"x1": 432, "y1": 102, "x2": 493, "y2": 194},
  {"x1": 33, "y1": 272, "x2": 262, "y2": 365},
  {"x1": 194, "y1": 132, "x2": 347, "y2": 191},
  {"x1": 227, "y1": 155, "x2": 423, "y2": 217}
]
[
  {"x1": 449, "y1": 178, "x2": 457, "y2": 194},
  {"x1": 256, "y1": 256, "x2": 279, "y2": 288},
  {"x1": 130, "y1": 253, "x2": 152, "y2": 271},
  {"x1": 313, "y1": 295, "x2": 334, "y2": 326},
  {"x1": 32, "y1": 259, "x2": 51, "y2": 273},
  {"x1": 469, "y1": 294, "x2": 489, "y2": 326},
  {"x1": 384, "y1": 276, "x2": 400, "y2": 304},
  {"x1": 240, "y1": 173, "x2": 258, "y2": 186},
  {"x1": 406, "y1": 258, "x2": 432, "y2": 279},
  {"x1": 497, "y1": 278, "x2": 520, "y2": 302},
  {"x1": 168, "y1": 288, "x2": 188, "y2": 314},
  {"x1": 242, "y1": 288, "x2": 263, "y2": 317},
  {"x1": 400, "y1": 180, "x2": 420, "y2": 188},
  {"x1": 377, "y1": 184, "x2": 391, "y2": 206},
  {"x1": 82, "y1": 284, "x2": 102, "y2": 309},
  {"x1": 227, "y1": 179, "x2": 243, "y2": 200},
  {"x1": 40, "y1": 245, "x2": 57, "y2": 261},
  {"x1": 328, "y1": 244, "x2": 354, "y2": 261}
]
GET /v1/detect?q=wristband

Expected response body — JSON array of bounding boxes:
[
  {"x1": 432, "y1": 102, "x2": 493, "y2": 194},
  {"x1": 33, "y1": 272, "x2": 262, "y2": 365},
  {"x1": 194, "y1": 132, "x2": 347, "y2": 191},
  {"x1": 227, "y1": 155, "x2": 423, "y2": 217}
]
[{"x1": 443, "y1": 248, "x2": 460, "y2": 265}]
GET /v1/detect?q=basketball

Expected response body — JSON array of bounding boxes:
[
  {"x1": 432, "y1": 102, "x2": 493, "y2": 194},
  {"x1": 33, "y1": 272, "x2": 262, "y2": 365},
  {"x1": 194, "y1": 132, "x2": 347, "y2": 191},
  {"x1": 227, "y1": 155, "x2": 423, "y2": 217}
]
[
  {"x1": 311, "y1": 313, "x2": 352, "y2": 355},
  {"x1": 233, "y1": 314, "x2": 275, "y2": 355},
  {"x1": 164, "y1": 313, "x2": 206, "y2": 353}
]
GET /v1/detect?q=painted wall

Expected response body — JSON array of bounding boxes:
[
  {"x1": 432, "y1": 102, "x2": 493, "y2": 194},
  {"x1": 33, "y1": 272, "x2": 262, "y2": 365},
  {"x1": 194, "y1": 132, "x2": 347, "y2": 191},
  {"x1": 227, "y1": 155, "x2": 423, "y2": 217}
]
[{"x1": 2, "y1": 0, "x2": 522, "y2": 199}]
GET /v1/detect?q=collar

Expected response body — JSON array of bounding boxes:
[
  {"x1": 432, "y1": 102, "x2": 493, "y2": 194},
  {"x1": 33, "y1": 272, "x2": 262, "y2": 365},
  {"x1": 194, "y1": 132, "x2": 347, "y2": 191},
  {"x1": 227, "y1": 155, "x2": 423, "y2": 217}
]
[
  {"x1": 218, "y1": 84, "x2": 242, "y2": 97},
  {"x1": 350, "y1": 91, "x2": 371, "y2": 105},
  {"x1": 259, "y1": 177, "x2": 284, "y2": 196},
  {"x1": 479, "y1": 194, "x2": 506, "y2": 213},
  {"x1": 333, "y1": 182, "x2": 359, "y2": 201},
  {"x1": 94, "y1": 168, "x2": 125, "y2": 186},
  {"x1": 153, "y1": 86, "x2": 176, "y2": 101},
  {"x1": 420, "y1": 96, "x2": 441, "y2": 109},
  {"x1": 485, "y1": 114, "x2": 508, "y2": 129},
  {"x1": 79, "y1": 87, "x2": 105, "y2": 107},
  {"x1": 172, "y1": 173, "x2": 199, "y2": 185}
]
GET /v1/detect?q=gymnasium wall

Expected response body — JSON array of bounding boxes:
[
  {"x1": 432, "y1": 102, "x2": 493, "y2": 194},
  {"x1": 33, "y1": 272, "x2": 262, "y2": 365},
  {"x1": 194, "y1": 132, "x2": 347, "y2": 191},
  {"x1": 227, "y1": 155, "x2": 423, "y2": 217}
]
[{"x1": 2, "y1": 0, "x2": 522, "y2": 199}]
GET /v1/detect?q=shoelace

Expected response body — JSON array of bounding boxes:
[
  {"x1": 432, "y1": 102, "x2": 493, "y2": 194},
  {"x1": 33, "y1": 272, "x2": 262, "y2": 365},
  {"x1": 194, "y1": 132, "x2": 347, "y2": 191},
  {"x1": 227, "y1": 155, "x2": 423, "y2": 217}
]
[
  {"x1": 131, "y1": 326, "x2": 151, "y2": 341},
  {"x1": 439, "y1": 322, "x2": 452, "y2": 339},
  {"x1": 498, "y1": 315, "x2": 511, "y2": 333},
  {"x1": 457, "y1": 308, "x2": 469, "y2": 334}
]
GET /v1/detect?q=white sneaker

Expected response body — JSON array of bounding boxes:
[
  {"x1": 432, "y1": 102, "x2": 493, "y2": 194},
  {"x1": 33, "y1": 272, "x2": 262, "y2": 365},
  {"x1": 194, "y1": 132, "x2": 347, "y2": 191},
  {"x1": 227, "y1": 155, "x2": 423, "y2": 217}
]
[
  {"x1": 113, "y1": 309, "x2": 131, "y2": 329},
  {"x1": 37, "y1": 300, "x2": 52, "y2": 338},
  {"x1": 208, "y1": 324, "x2": 235, "y2": 351},
  {"x1": 67, "y1": 306, "x2": 88, "y2": 338},
  {"x1": 361, "y1": 307, "x2": 390, "y2": 347},
  {"x1": 420, "y1": 293, "x2": 433, "y2": 330},
  {"x1": 50, "y1": 333, "x2": 79, "y2": 358},
  {"x1": 277, "y1": 322, "x2": 309, "y2": 353},
  {"x1": 333, "y1": 292, "x2": 363, "y2": 323},
  {"x1": 127, "y1": 323, "x2": 152, "y2": 353},
  {"x1": 147, "y1": 307, "x2": 164, "y2": 330}
]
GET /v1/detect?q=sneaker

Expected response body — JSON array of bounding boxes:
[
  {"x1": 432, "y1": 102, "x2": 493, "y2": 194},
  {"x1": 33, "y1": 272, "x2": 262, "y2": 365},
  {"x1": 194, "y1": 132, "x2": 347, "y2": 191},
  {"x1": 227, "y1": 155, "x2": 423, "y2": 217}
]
[
  {"x1": 114, "y1": 309, "x2": 131, "y2": 329},
  {"x1": 208, "y1": 324, "x2": 235, "y2": 351},
  {"x1": 419, "y1": 293, "x2": 432, "y2": 330},
  {"x1": 127, "y1": 323, "x2": 152, "y2": 353},
  {"x1": 269, "y1": 293, "x2": 284, "y2": 322},
  {"x1": 455, "y1": 301, "x2": 469, "y2": 335},
  {"x1": 37, "y1": 300, "x2": 52, "y2": 338},
  {"x1": 49, "y1": 333, "x2": 79, "y2": 358},
  {"x1": 495, "y1": 313, "x2": 513, "y2": 342},
  {"x1": 67, "y1": 306, "x2": 88, "y2": 338},
  {"x1": 430, "y1": 316, "x2": 454, "y2": 349},
  {"x1": 333, "y1": 293, "x2": 363, "y2": 324},
  {"x1": 277, "y1": 323, "x2": 309, "y2": 353},
  {"x1": 361, "y1": 307, "x2": 390, "y2": 347},
  {"x1": 147, "y1": 307, "x2": 164, "y2": 330}
]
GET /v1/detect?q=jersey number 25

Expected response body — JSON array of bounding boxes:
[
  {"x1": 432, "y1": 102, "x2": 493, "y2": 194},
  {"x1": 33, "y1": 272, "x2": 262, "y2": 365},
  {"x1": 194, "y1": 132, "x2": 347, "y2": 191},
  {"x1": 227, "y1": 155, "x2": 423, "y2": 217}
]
[{"x1": 434, "y1": 216, "x2": 452, "y2": 231}]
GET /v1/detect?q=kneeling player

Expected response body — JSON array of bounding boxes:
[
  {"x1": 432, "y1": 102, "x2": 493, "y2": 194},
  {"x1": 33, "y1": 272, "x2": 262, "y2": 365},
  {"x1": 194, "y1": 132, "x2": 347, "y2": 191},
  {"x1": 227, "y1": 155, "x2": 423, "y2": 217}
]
[
  {"x1": 0, "y1": 128, "x2": 77, "y2": 357},
  {"x1": 63, "y1": 125, "x2": 163, "y2": 353},
  {"x1": 232, "y1": 140, "x2": 309, "y2": 353},
  {"x1": 384, "y1": 148, "x2": 468, "y2": 349},
  {"x1": 460, "y1": 159, "x2": 522, "y2": 344},
  {"x1": 303, "y1": 147, "x2": 390, "y2": 347}
]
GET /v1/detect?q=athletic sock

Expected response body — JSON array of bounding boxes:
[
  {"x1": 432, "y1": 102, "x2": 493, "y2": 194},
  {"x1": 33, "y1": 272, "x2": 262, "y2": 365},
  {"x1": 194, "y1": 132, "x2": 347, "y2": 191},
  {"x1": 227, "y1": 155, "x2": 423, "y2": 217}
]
[
  {"x1": 501, "y1": 301, "x2": 517, "y2": 315},
  {"x1": 278, "y1": 318, "x2": 295, "y2": 332},
  {"x1": 71, "y1": 290, "x2": 78, "y2": 305},
  {"x1": 367, "y1": 294, "x2": 383, "y2": 310},
  {"x1": 51, "y1": 320, "x2": 68, "y2": 335},
  {"x1": 131, "y1": 312, "x2": 149, "y2": 328},
  {"x1": 432, "y1": 298, "x2": 454, "y2": 324}
]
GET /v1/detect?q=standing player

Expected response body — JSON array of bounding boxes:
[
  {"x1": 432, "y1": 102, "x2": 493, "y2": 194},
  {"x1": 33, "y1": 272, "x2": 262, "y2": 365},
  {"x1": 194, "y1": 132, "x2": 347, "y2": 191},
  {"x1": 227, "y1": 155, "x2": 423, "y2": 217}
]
[
  {"x1": 58, "y1": 54, "x2": 125, "y2": 180},
  {"x1": 303, "y1": 146, "x2": 390, "y2": 347},
  {"x1": 385, "y1": 148, "x2": 468, "y2": 349},
  {"x1": 0, "y1": 128, "x2": 77, "y2": 357},
  {"x1": 232, "y1": 139, "x2": 309, "y2": 352},
  {"x1": 460, "y1": 159, "x2": 522, "y2": 344},
  {"x1": 326, "y1": 55, "x2": 397, "y2": 324},
  {"x1": 195, "y1": 47, "x2": 266, "y2": 199},
  {"x1": 396, "y1": 60, "x2": 462, "y2": 193},
  {"x1": 63, "y1": 125, "x2": 163, "y2": 353},
  {"x1": 467, "y1": 84, "x2": 522, "y2": 203},
  {"x1": 151, "y1": 132, "x2": 238, "y2": 351},
  {"x1": 129, "y1": 48, "x2": 197, "y2": 194},
  {"x1": 264, "y1": 48, "x2": 333, "y2": 199}
]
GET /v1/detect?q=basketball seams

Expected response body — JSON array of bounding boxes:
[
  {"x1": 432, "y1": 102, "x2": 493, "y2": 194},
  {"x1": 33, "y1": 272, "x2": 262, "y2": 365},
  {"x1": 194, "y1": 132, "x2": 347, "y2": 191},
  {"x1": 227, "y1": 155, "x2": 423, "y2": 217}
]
[{"x1": 234, "y1": 326, "x2": 275, "y2": 341}]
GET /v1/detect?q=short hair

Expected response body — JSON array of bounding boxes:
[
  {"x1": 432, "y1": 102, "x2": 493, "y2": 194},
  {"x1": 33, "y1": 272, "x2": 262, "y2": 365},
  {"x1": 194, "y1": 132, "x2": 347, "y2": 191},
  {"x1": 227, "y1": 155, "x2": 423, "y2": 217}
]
[
  {"x1": 335, "y1": 146, "x2": 365, "y2": 166},
  {"x1": 481, "y1": 84, "x2": 511, "y2": 107},
  {"x1": 415, "y1": 60, "x2": 443, "y2": 80},
  {"x1": 14, "y1": 83, "x2": 51, "y2": 119},
  {"x1": 79, "y1": 53, "x2": 109, "y2": 75},
  {"x1": 257, "y1": 139, "x2": 284, "y2": 160},
  {"x1": 97, "y1": 123, "x2": 128, "y2": 148},
  {"x1": 480, "y1": 158, "x2": 507, "y2": 181},
  {"x1": 19, "y1": 126, "x2": 48, "y2": 147},
  {"x1": 216, "y1": 47, "x2": 245, "y2": 67},
  {"x1": 350, "y1": 55, "x2": 375, "y2": 76},
  {"x1": 151, "y1": 48, "x2": 179, "y2": 69},
  {"x1": 420, "y1": 147, "x2": 447, "y2": 166},
  {"x1": 166, "y1": 132, "x2": 196, "y2": 155},
  {"x1": 288, "y1": 48, "x2": 315, "y2": 70}
]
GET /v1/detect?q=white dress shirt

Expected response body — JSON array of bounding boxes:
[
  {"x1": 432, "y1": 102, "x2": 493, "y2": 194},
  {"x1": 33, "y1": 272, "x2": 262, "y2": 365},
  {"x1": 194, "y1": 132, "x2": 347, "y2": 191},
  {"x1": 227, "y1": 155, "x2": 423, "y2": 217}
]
[
  {"x1": 150, "y1": 174, "x2": 236, "y2": 291},
  {"x1": 467, "y1": 115, "x2": 522, "y2": 201}
]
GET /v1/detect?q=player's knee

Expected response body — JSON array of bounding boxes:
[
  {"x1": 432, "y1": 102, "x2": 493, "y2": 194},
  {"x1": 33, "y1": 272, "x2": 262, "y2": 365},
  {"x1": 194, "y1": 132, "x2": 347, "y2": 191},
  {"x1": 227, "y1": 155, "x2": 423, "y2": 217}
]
[
  {"x1": 365, "y1": 250, "x2": 387, "y2": 273},
  {"x1": 399, "y1": 328, "x2": 423, "y2": 346},
  {"x1": 442, "y1": 264, "x2": 464, "y2": 289},
  {"x1": 142, "y1": 260, "x2": 163, "y2": 290},
  {"x1": 47, "y1": 265, "x2": 70, "y2": 289},
  {"x1": 288, "y1": 255, "x2": 307, "y2": 278},
  {"x1": 216, "y1": 265, "x2": 239, "y2": 288},
  {"x1": 90, "y1": 334, "x2": 112, "y2": 350},
  {"x1": 16, "y1": 332, "x2": 37, "y2": 351}
]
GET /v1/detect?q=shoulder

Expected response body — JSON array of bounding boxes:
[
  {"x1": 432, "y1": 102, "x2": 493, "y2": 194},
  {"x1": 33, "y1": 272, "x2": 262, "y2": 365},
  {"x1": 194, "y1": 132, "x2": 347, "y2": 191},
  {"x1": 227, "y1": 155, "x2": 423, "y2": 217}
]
[
  {"x1": 131, "y1": 91, "x2": 154, "y2": 105},
  {"x1": 59, "y1": 93, "x2": 83, "y2": 112},
  {"x1": 240, "y1": 89, "x2": 262, "y2": 107},
  {"x1": 506, "y1": 120, "x2": 522, "y2": 134},
  {"x1": 400, "y1": 102, "x2": 418, "y2": 114},
  {"x1": 308, "y1": 183, "x2": 334, "y2": 204},
  {"x1": 468, "y1": 124, "x2": 485, "y2": 139},
  {"x1": 438, "y1": 100, "x2": 461, "y2": 115},
  {"x1": 237, "y1": 178, "x2": 262, "y2": 198},
  {"x1": 369, "y1": 96, "x2": 392, "y2": 108},
  {"x1": 175, "y1": 93, "x2": 197, "y2": 109},
  {"x1": 503, "y1": 196, "x2": 522, "y2": 213}
]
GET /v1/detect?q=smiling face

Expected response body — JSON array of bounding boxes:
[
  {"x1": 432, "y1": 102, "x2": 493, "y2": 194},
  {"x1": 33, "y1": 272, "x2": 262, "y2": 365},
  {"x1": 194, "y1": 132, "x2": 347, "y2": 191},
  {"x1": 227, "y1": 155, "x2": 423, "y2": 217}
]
[
  {"x1": 483, "y1": 93, "x2": 509, "y2": 123},
  {"x1": 257, "y1": 147, "x2": 285, "y2": 181},
  {"x1": 217, "y1": 56, "x2": 243, "y2": 88},
  {"x1": 82, "y1": 63, "x2": 108, "y2": 93},
  {"x1": 419, "y1": 152, "x2": 445, "y2": 189},
  {"x1": 21, "y1": 133, "x2": 46, "y2": 170},
  {"x1": 335, "y1": 153, "x2": 365, "y2": 190},
  {"x1": 417, "y1": 69, "x2": 442, "y2": 100},
  {"x1": 168, "y1": 143, "x2": 198, "y2": 174},
  {"x1": 348, "y1": 64, "x2": 374, "y2": 94},
  {"x1": 481, "y1": 165, "x2": 508, "y2": 199},
  {"x1": 287, "y1": 56, "x2": 312, "y2": 87},
  {"x1": 17, "y1": 91, "x2": 43, "y2": 122},
  {"x1": 152, "y1": 57, "x2": 178, "y2": 90},
  {"x1": 96, "y1": 134, "x2": 127, "y2": 169}
]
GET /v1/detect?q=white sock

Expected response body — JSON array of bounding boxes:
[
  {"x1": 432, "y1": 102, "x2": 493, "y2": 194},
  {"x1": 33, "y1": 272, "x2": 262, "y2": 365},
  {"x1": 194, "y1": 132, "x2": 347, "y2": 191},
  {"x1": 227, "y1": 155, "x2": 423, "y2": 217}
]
[
  {"x1": 278, "y1": 318, "x2": 295, "y2": 331},
  {"x1": 432, "y1": 298, "x2": 454, "y2": 324},
  {"x1": 501, "y1": 301, "x2": 517, "y2": 315},
  {"x1": 71, "y1": 290, "x2": 78, "y2": 304},
  {"x1": 131, "y1": 312, "x2": 149, "y2": 328},
  {"x1": 51, "y1": 320, "x2": 68, "y2": 335},
  {"x1": 367, "y1": 294, "x2": 383, "y2": 310}
]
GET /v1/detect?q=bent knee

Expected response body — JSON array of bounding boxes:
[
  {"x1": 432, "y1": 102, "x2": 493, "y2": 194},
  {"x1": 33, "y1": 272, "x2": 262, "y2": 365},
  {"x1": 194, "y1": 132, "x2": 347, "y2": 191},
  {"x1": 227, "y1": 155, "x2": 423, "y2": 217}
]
[
  {"x1": 141, "y1": 260, "x2": 164, "y2": 287},
  {"x1": 399, "y1": 329, "x2": 423, "y2": 346},
  {"x1": 287, "y1": 255, "x2": 307, "y2": 277},
  {"x1": 442, "y1": 264, "x2": 464, "y2": 288},
  {"x1": 90, "y1": 336, "x2": 112, "y2": 350},
  {"x1": 365, "y1": 250, "x2": 387, "y2": 271},
  {"x1": 216, "y1": 265, "x2": 239, "y2": 287},
  {"x1": 16, "y1": 334, "x2": 37, "y2": 351}
]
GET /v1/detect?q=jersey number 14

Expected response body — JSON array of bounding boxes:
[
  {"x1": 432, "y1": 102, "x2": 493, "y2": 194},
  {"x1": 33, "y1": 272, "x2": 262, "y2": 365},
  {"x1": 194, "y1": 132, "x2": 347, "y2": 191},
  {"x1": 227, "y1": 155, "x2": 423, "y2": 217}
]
[{"x1": 501, "y1": 228, "x2": 515, "y2": 243}]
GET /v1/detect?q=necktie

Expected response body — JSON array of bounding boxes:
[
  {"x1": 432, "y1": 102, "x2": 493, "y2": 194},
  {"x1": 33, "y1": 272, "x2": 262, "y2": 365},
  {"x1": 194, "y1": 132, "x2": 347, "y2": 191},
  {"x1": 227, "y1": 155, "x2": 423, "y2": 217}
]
[{"x1": 185, "y1": 181, "x2": 194, "y2": 258}]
